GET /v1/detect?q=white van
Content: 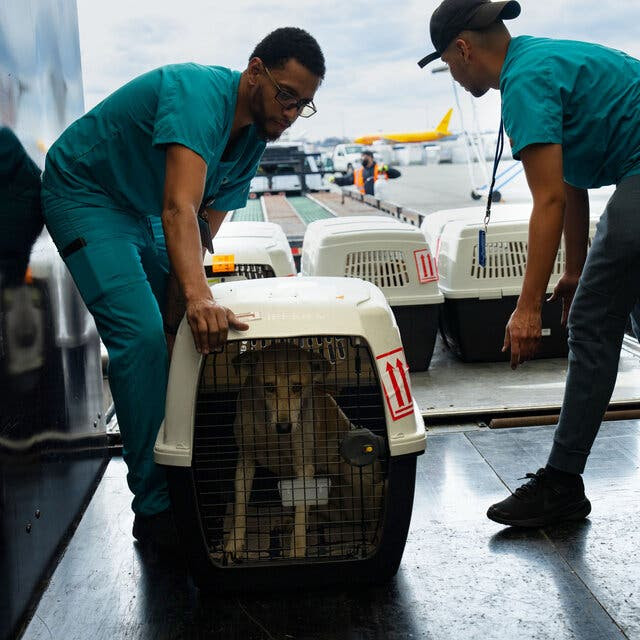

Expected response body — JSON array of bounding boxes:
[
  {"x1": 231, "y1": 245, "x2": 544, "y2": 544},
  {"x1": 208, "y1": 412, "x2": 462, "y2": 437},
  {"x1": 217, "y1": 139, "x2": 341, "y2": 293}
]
[{"x1": 331, "y1": 143, "x2": 364, "y2": 174}]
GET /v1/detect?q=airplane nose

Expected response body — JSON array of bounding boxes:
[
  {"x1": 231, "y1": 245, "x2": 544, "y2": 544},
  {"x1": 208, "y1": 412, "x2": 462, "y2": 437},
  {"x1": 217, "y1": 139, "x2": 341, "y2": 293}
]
[{"x1": 276, "y1": 422, "x2": 292, "y2": 435}]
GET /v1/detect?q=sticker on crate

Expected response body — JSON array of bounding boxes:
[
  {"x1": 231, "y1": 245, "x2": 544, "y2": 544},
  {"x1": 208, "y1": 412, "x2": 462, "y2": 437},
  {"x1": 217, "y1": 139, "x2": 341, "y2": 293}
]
[
  {"x1": 413, "y1": 248, "x2": 438, "y2": 283},
  {"x1": 376, "y1": 347, "x2": 414, "y2": 421},
  {"x1": 234, "y1": 311, "x2": 262, "y2": 322},
  {"x1": 212, "y1": 254, "x2": 235, "y2": 273}
]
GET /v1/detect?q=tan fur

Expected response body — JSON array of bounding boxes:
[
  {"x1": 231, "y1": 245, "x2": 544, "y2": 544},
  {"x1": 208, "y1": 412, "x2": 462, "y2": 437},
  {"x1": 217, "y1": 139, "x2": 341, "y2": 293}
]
[{"x1": 225, "y1": 343, "x2": 383, "y2": 559}]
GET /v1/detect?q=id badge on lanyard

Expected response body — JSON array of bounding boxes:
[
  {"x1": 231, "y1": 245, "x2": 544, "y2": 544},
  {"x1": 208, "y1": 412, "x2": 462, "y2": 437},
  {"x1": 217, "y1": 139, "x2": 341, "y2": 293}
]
[{"x1": 479, "y1": 118, "x2": 504, "y2": 269}]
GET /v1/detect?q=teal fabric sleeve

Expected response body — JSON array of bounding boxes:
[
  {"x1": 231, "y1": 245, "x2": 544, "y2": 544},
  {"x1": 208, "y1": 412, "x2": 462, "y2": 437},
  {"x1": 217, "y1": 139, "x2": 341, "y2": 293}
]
[
  {"x1": 152, "y1": 65, "x2": 226, "y2": 163},
  {"x1": 502, "y1": 62, "x2": 563, "y2": 160}
]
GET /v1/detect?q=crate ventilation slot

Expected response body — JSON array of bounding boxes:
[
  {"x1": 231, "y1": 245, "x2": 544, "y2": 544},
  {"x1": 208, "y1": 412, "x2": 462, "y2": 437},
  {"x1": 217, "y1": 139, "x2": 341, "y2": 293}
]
[
  {"x1": 344, "y1": 251, "x2": 409, "y2": 288},
  {"x1": 470, "y1": 239, "x2": 592, "y2": 280}
]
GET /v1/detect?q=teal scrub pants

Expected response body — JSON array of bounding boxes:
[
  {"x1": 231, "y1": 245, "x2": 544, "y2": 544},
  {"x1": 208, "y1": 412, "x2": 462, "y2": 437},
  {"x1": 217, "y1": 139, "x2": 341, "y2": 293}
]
[{"x1": 41, "y1": 187, "x2": 170, "y2": 516}]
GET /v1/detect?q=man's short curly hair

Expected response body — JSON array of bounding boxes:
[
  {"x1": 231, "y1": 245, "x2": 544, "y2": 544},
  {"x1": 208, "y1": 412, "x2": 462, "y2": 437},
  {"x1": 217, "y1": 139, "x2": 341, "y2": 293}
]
[{"x1": 250, "y1": 27, "x2": 325, "y2": 79}]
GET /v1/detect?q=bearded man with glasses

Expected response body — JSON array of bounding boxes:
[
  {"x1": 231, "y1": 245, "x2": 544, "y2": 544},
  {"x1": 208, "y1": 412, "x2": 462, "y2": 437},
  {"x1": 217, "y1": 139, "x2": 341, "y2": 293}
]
[{"x1": 40, "y1": 27, "x2": 325, "y2": 551}]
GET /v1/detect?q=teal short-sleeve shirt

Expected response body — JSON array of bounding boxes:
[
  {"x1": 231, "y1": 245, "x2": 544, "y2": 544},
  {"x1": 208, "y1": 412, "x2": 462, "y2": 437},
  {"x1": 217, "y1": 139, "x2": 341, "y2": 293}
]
[
  {"x1": 500, "y1": 36, "x2": 640, "y2": 189},
  {"x1": 43, "y1": 63, "x2": 265, "y2": 215}
]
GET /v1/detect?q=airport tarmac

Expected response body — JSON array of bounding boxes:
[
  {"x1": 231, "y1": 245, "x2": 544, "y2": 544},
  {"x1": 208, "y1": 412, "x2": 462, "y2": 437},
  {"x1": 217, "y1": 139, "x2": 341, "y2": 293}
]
[
  {"x1": 365, "y1": 159, "x2": 615, "y2": 215},
  {"x1": 378, "y1": 161, "x2": 493, "y2": 214}
]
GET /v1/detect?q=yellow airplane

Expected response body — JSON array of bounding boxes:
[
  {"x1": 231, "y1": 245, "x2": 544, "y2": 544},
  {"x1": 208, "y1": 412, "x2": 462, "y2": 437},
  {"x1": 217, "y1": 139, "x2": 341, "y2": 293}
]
[{"x1": 354, "y1": 108, "x2": 454, "y2": 145}]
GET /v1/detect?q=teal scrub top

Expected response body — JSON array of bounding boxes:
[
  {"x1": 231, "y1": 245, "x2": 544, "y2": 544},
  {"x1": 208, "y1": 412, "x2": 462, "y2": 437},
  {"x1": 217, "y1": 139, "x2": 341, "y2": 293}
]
[
  {"x1": 0, "y1": 127, "x2": 41, "y2": 196},
  {"x1": 500, "y1": 36, "x2": 640, "y2": 189},
  {"x1": 43, "y1": 64, "x2": 266, "y2": 215}
]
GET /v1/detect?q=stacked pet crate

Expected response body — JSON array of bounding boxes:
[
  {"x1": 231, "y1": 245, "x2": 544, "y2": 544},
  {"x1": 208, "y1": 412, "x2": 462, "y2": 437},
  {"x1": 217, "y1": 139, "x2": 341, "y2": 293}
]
[
  {"x1": 421, "y1": 203, "x2": 533, "y2": 262},
  {"x1": 430, "y1": 205, "x2": 600, "y2": 362},
  {"x1": 155, "y1": 277, "x2": 425, "y2": 591},
  {"x1": 300, "y1": 216, "x2": 443, "y2": 371},
  {"x1": 204, "y1": 221, "x2": 296, "y2": 285}
]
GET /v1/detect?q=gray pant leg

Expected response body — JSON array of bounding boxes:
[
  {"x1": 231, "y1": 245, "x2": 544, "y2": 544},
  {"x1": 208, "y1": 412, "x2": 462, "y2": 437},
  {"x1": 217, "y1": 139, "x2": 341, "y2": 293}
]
[
  {"x1": 548, "y1": 175, "x2": 640, "y2": 473},
  {"x1": 630, "y1": 300, "x2": 640, "y2": 340}
]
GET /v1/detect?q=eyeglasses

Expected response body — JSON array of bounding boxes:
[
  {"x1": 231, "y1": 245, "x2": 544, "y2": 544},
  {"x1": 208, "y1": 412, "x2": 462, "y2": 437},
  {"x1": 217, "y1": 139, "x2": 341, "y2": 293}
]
[{"x1": 262, "y1": 65, "x2": 317, "y2": 118}]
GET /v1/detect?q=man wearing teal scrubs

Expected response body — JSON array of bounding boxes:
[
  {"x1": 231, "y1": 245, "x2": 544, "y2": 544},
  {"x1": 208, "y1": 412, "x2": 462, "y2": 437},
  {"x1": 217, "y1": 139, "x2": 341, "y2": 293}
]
[
  {"x1": 41, "y1": 27, "x2": 325, "y2": 547},
  {"x1": 0, "y1": 127, "x2": 43, "y2": 284},
  {"x1": 418, "y1": 0, "x2": 640, "y2": 526}
]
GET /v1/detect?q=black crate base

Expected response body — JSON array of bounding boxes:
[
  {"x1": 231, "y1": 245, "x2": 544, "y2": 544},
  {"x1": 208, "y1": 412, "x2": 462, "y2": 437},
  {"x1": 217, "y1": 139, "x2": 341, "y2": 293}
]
[
  {"x1": 441, "y1": 295, "x2": 569, "y2": 363},
  {"x1": 392, "y1": 304, "x2": 441, "y2": 372}
]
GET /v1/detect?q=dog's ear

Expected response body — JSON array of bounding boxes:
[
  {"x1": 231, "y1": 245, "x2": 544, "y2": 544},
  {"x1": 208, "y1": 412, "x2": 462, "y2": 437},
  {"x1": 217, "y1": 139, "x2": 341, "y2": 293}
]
[{"x1": 232, "y1": 350, "x2": 260, "y2": 378}]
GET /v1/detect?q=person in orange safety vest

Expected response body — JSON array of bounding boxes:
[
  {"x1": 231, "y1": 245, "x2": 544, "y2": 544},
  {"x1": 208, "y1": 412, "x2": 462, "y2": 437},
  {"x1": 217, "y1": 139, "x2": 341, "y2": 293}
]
[{"x1": 331, "y1": 150, "x2": 401, "y2": 195}]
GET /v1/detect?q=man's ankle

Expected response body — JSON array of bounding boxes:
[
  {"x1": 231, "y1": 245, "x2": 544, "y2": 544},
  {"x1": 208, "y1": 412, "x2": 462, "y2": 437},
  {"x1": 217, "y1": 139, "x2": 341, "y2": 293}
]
[{"x1": 545, "y1": 464, "x2": 582, "y2": 488}]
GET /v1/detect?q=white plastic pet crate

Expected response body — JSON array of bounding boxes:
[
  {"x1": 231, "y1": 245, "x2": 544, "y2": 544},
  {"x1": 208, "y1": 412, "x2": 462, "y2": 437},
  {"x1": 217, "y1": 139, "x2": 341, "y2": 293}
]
[
  {"x1": 204, "y1": 221, "x2": 296, "y2": 285},
  {"x1": 155, "y1": 276, "x2": 425, "y2": 591},
  {"x1": 436, "y1": 207, "x2": 599, "y2": 362},
  {"x1": 421, "y1": 203, "x2": 534, "y2": 262},
  {"x1": 301, "y1": 216, "x2": 443, "y2": 371}
]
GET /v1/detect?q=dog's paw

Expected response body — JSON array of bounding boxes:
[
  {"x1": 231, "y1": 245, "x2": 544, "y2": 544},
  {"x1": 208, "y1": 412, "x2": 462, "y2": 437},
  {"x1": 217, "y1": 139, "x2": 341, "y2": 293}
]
[
  {"x1": 286, "y1": 543, "x2": 307, "y2": 559},
  {"x1": 224, "y1": 532, "x2": 246, "y2": 557}
]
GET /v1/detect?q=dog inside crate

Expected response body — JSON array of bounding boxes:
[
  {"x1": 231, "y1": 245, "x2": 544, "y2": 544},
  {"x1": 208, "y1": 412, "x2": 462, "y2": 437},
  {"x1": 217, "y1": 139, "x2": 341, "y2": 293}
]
[{"x1": 193, "y1": 336, "x2": 388, "y2": 564}]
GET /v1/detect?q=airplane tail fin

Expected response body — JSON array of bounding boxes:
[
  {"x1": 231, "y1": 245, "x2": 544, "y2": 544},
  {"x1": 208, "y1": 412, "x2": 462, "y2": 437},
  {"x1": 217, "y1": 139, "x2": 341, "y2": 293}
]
[{"x1": 436, "y1": 108, "x2": 453, "y2": 134}]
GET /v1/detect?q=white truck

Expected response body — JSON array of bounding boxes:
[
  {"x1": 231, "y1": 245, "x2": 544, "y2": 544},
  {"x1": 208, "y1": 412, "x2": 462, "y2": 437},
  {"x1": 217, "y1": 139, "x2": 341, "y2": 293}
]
[{"x1": 331, "y1": 143, "x2": 364, "y2": 174}]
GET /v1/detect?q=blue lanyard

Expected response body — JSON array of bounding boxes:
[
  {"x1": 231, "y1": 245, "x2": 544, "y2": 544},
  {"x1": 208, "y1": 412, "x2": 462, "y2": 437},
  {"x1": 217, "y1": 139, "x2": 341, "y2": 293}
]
[{"x1": 479, "y1": 118, "x2": 505, "y2": 268}]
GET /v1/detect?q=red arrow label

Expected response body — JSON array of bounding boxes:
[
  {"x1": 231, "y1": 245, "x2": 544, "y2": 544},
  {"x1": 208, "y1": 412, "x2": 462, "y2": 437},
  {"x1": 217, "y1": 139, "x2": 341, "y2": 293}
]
[
  {"x1": 386, "y1": 361, "x2": 404, "y2": 406},
  {"x1": 377, "y1": 347, "x2": 414, "y2": 421},
  {"x1": 414, "y1": 248, "x2": 438, "y2": 283},
  {"x1": 396, "y1": 359, "x2": 411, "y2": 404}
]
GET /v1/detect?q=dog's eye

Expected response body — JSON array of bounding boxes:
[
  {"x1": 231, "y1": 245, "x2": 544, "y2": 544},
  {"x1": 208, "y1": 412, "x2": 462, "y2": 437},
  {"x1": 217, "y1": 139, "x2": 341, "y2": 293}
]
[
  {"x1": 264, "y1": 384, "x2": 276, "y2": 394},
  {"x1": 291, "y1": 384, "x2": 302, "y2": 394}
]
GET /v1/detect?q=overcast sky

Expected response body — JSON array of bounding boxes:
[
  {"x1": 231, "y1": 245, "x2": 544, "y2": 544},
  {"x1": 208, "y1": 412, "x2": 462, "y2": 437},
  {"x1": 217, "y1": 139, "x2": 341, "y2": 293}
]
[{"x1": 76, "y1": 0, "x2": 640, "y2": 142}]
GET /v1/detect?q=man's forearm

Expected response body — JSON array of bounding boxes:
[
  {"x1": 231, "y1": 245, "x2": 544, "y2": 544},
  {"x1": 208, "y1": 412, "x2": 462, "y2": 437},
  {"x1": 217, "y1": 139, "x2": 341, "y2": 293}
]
[
  {"x1": 333, "y1": 175, "x2": 354, "y2": 187},
  {"x1": 164, "y1": 270, "x2": 187, "y2": 334},
  {"x1": 518, "y1": 201, "x2": 565, "y2": 311},
  {"x1": 164, "y1": 209, "x2": 227, "y2": 334},
  {"x1": 563, "y1": 184, "x2": 589, "y2": 276},
  {"x1": 205, "y1": 209, "x2": 228, "y2": 238},
  {"x1": 162, "y1": 205, "x2": 211, "y2": 304}
]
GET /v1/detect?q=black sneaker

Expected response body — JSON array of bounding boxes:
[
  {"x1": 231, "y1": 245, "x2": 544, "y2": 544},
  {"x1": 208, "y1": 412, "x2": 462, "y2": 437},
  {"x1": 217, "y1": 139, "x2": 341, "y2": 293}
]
[
  {"x1": 132, "y1": 508, "x2": 179, "y2": 549},
  {"x1": 487, "y1": 468, "x2": 591, "y2": 527}
]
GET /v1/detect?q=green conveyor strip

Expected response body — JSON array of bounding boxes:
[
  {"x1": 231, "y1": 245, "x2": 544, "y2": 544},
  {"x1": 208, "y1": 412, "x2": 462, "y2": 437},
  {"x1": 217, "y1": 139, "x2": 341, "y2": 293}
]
[
  {"x1": 231, "y1": 198, "x2": 264, "y2": 221},
  {"x1": 287, "y1": 196, "x2": 334, "y2": 224}
]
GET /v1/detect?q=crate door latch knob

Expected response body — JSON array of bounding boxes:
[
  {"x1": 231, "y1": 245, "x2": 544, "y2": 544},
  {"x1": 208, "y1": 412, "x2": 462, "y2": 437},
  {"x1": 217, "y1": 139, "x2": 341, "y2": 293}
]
[{"x1": 340, "y1": 429, "x2": 385, "y2": 467}]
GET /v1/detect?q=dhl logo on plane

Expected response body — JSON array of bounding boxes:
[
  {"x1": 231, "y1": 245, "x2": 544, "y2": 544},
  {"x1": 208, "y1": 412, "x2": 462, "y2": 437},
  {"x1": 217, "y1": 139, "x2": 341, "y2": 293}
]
[{"x1": 354, "y1": 108, "x2": 454, "y2": 145}]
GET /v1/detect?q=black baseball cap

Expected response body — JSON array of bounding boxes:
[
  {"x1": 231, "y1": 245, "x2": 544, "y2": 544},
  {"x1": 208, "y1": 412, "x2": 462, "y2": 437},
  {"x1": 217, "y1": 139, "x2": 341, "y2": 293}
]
[{"x1": 417, "y1": 0, "x2": 520, "y2": 68}]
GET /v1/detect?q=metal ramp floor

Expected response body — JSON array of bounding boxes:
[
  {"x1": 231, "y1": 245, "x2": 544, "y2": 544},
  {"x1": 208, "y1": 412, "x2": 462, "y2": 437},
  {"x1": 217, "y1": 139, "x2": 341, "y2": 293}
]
[
  {"x1": 412, "y1": 334, "x2": 640, "y2": 420},
  {"x1": 21, "y1": 422, "x2": 640, "y2": 640}
]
